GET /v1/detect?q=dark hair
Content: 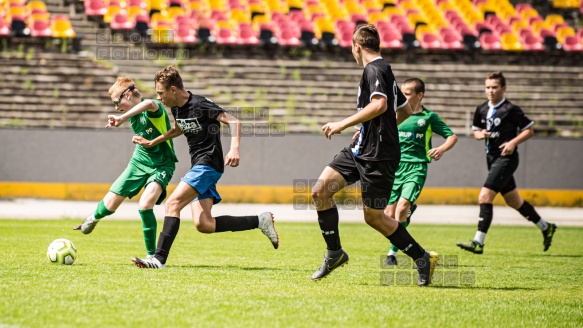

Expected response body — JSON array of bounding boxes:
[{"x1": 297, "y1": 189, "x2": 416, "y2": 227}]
[
  {"x1": 403, "y1": 78, "x2": 425, "y2": 94},
  {"x1": 353, "y1": 24, "x2": 380, "y2": 53},
  {"x1": 155, "y1": 65, "x2": 184, "y2": 90},
  {"x1": 486, "y1": 71, "x2": 506, "y2": 87}
]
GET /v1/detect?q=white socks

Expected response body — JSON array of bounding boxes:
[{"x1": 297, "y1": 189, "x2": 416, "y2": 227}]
[{"x1": 474, "y1": 231, "x2": 486, "y2": 245}]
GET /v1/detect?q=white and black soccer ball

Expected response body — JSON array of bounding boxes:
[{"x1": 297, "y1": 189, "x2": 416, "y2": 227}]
[{"x1": 47, "y1": 238, "x2": 77, "y2": 265}]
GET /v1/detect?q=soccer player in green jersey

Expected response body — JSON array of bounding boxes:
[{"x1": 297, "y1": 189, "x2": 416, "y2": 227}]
[
  {"x1": 74, "y1": 77, "x2": 178, "y2": 259},
  {"x1": 383, "y1": 78, "x2": 458, "y2": 265}
]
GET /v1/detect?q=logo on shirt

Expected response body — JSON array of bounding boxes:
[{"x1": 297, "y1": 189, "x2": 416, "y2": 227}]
[
  {"x1": 176, "y1": 118, "x2": 202, "y2": 134},
  {"x1": 140, "y1": 116, "x2": 146, "y2": 125},
  {"x1": 417, "y1": 119, "x2": 426, "y2": 127}
]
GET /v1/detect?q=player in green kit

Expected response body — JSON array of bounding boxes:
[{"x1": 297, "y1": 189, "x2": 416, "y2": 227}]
[
  {"x1": 383, "y1": 78, "x2": 458, "y2": 265},
  {"x1": 74, "y1": 77, "x2": 178, "y2": 259}
]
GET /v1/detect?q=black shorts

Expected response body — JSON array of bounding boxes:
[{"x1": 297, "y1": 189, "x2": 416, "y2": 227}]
[
  {"x1": 328, "y1": 148, "x2": 398, "y2": 210},
  {"x1": 484, "y1": 152, "x2": 519, "y2": 195}
]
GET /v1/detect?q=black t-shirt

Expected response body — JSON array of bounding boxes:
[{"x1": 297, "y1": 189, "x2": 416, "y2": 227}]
[
  {"x1": 472, "y1": 98, "x2": 534, "y2": 157},
  {"x1": 171, "y1": 92, "x2": 225, "y2": 173},
  {"x1": 349, "y1": 57, "x2": 408, "y2": 161}
]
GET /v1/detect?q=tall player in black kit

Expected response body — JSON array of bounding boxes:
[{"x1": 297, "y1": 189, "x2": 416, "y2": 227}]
[
  {"x1": 310, "y1": 24, "x2": 438, "y2": 286},
  {"x1": 457, "y1": 71, "x2": 557, "y2": 254},
  {"x1": 131, "y1": 66, "x2": 279, "y2": 269}
]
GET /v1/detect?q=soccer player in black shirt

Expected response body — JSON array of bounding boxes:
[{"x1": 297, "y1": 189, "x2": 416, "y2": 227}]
[
  {"x1": 310, "y1": 24, "x2": 438, "y2": 286},
  {"x1": 130, "y1": 66, "x2": 279, "y2": 269},
  {"x1": 457, "y1": 71, "x2": 557, "y2": 254}
]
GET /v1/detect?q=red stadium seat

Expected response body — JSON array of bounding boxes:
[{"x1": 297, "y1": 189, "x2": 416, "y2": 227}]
[
  {"x1": 522, "y1": 35, "x2": 545, "y2": 51},
  {"x1": 380, "y1": 30, "x2": 403, "y2": 49},
  {"x1": 239, "y1": 26, "x2": 260, "y2": 45},
  {"x1": 30, "y1": 20, "x2": 53, "y2": 37},
  {"x1": 479, "y1": 32, "x2": 502, "y2": 50},
  {"x1": 418, "y1": 32, "x2": 443, "y2": 49},
  {"x1": 216, "y1": 27, "x2": 239, "y2": 44},
  {"x1": 442, "y1": 33, "x2": 464, "y2": 49},
  {"x1": 0, "y1": 18, "x2": 10, "y2": 37},
  {"x1": 85, "y1": 0, "x2": 107, "y2": 17},
  {"x1": 562, "y1": 35, "x2": 583, "y2": 51},
  {"x1": 110, "y1": 13, "x2": 135, "y2": 31},
  {"x1": 278, "y1": 29, "x2": 301, "y2": 46},
  {"x1": 174, "y1": 24, "x2": 198, "y2": 44}
]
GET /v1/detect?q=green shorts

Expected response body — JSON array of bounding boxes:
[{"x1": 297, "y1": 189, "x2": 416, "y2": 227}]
[
  {"x1": 110, "y1": 159, "x2": 175, "y2": 205},
  {"x1": 388, "y1": 162, "x2": 428, "y2": 204}
]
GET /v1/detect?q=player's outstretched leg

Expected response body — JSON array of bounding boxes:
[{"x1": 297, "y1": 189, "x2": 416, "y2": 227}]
[
  {"x1": 132, "y1": 256, "x2": 165, "y2": 269},
  {"x1": 311, "y1": 249, "x2": 349, "y2": 280},
  {"x1": 542, "y1": 223, "x2": 557, "y2": 251},
  {"x1": 416, "y1": 251, "x2": 438, "y2": 286},
  {"x1": 258, "y1": 212, "x2": 279, "y2": 249},
  {"x1": 456, "y1": 240, "x2": 484, "y2": 254},
  {"x1": 385, "y1": 203, "x2": 418, "y2": 266},
  {"x1": 73, "y1": 215, "x2": 99, "y2": 234}
]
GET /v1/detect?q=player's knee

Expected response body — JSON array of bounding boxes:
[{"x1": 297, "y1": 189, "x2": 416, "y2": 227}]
[{"x1": 193, "y1": 217, "x2": 213, "y2": 233}]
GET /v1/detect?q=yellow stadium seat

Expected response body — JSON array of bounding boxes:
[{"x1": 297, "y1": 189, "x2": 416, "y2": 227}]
[
  {"x1": 544, "y1": 14, "x2": 564, "y2": 26},
  {"x1": 51, "y1": 15, "x2": 76, "y2": 38},
  {"x1": 501, "y1": 32, "x2": 523, "y2": 50},
  {"x1": 556, "y1": 25, "x2": 575, "y2": 43},
  {"x1": 26, "y1": 0, "x2": 47, "y2": 13},
  {"x1": 103, "y1": 5, "x2": 122, "y2": 24}
]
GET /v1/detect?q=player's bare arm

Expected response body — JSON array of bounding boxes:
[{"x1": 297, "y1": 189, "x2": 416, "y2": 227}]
[
  {"x1": 133, "y1": 120, "x2": 184, "y2": 147},
  {"x1": 396, "y1": 102, "x2": 413, "y2": 125},
  {"x1": 107, "y1": 100, "x2": 160, "y2": 128},
  {"x1": 217, "y1": 111, "x2": 241, "y2": 167},
  {"x1": 428, "y1": 134, "x2": 458, "y2": 160},
  {"x1": 473, "y1": 129, "x2": 490, "y2": 140},
  {"x1": 499, "y1": 126, "x2": 533, "y2": 156},
  {"x1": 322, "y1": 96, "x2": 387, "y2": 139}
]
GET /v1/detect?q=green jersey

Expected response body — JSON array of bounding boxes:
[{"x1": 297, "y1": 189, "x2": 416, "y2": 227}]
[
  {"x1": 398, "y1": 106, "x2": 454, "y2": 163},
  {"x1": 129, "y1": 99, "x2": 178, "y2": 166}
]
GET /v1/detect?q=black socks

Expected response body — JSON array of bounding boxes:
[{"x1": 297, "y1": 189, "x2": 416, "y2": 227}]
[
  {"x1": 317, "y1": 207, "x2": 341, "y2": 251},
  {"x1": 154, "y1": 216, "x2": 181, "y2": 264},
  {"x1": 477, "y1": 203, "x2": 493, "y2": 233}
]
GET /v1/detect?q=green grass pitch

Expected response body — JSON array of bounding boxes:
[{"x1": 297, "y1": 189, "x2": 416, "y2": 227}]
[{"x1": 1, "y1": 219, "x2": 582, "y2": 327}]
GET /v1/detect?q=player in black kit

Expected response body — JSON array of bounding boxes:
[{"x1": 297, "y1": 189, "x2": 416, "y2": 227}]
[
  {"x1": 310, "y1": 24, "x2": 438, "y2": 286},
  {"x1": 131, "y1": 66, "x2": 279, "y2": 269},
  {"x1": 457, "y1": 71, "x2": 557, "y2": 254}
]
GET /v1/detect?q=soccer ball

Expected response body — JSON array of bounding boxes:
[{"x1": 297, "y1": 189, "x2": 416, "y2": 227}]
[{"x1": 47, "y1": 238, "x2": 77, "y2": 265}]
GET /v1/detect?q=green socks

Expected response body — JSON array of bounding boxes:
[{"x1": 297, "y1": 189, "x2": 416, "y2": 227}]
[
  {"x1": 139, "y1": 209, "x2": 157, "y2": 256},
  {"x1": 94, "y1": 200, "x2": 114, "y2": 220},
  {"x1": 389, "y1": 220, "x2": 410, "y2": 253}
]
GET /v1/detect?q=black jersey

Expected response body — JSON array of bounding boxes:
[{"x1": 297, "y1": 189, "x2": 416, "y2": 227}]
[
  {"x1": 349, "y1": 57, "x2": 408, "y2": 161},
  {"x1": 171, "y1": 92, "x2": 225, "y2": 173},
  {"x1": 472, "y1": 98, "x2": 534, "y2": 157}
]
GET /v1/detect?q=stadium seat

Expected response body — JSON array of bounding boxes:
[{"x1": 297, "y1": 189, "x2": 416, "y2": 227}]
[
  {"x1": 85, "y1": 0, "x2": 107, "y2": 17},
  {"x1": 216, "y1": 27, "x2": 239, "y2": 44},
  {"x1": 239, "y1": 26, "x2": 260, "y2": 45},
  {"x1": 380, "y1": 30, "x2": 403, "y2": 49},
  {"x1": 479, "y1": 32, "x2": 501, "y2": 50},
  {"x1": 0, "y1": 18, "x2": 10, "y2": 37},
  {"x1": 110, "y1": 13, "x2": 136, "y2": 31},
  {"x1": 500, "y1": 32, "x2": 523, "y2": 51},
  {"x1": 174, "y1": 24, "x2": 198, "y2": 44},
  {"x1": 134, "y1": 14, "x2": 150, "y2": 36},
  {"x1": 50, "y1": 15, "x2": 76, "y2": 38},
  {"x1": 562, "y1": 35, "x2": 583, "y2": 51},
  {"x1": 418, "y1": 32, "x2": 443, "y2": 48},
  {"x1": 30, "y1": 20, "x2": 53, "y2": 37},
  {"x1": 278, "y1": 28, "x2": 301, "y2": 46},
  {"x1": 522, "y1": 35, "x2": 544, "y2": 51}
]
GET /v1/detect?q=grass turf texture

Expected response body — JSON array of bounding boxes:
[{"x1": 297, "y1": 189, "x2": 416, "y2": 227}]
[{"x1": 1, "y1": 219, "x2": 582, "y2": 328}]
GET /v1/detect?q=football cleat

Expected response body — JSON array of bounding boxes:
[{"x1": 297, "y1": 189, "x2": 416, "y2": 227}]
[
  {"x1": 542, "y1": 223, "x2": 557, "y2": 252},
  {"x1": 311, "y1": 249, "x2": 349, "y2": 280},
  {"x1": 456, "y1": 240, "x2": 484, "y2": 254},
  {"x1": 258, "y1": 212, "x2": 279, "y2": 249},
  {"x1": 416, "y1": 251, "x2": 438, "y2": 286},
  {"x1": 385, "y1": 254, "x2": 398, "y2": 266},
  {"x1": 132, "y1": 256, "x2": 165, "y2": 269},
  {"x1": 73, "y1": 215, "x2": 99, "y2": 234}
]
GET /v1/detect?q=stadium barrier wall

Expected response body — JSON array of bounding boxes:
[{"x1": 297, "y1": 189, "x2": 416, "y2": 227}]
[{"x1": 0, "y1": 129, "x2": 582, "y2": 206}]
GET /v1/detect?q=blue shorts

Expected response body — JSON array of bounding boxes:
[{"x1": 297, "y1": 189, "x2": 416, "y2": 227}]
[{"x1": 181, "y1": 164, "x2": 223, "y2": 205}]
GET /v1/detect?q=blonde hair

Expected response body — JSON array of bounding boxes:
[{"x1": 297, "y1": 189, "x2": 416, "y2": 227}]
[{"x1": 109, "y1": 77, "x2": 139, "y2": 97}]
